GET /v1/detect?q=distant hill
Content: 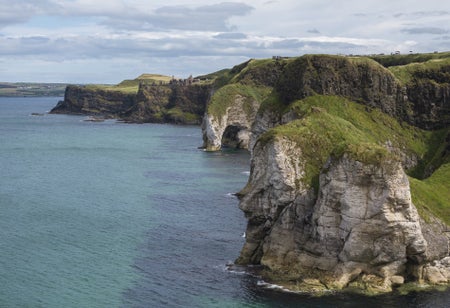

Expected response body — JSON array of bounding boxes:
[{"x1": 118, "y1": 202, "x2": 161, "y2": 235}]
[{"x1": 0, "y1": 82, "x2": 69, "y2": 97}]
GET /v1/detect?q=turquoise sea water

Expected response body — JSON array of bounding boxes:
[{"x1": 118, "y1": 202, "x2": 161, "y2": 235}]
[{"x1": 1, "y1": 97, "x2": 449, "y2": 307}]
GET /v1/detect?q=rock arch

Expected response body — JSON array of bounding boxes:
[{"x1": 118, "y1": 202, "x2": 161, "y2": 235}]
[
  {"x1": 221, "y1": 125, "x2": 250, "y2": 149},
  {"x1": 202, "y1": 94, "x2": 261, "y2": 151}
]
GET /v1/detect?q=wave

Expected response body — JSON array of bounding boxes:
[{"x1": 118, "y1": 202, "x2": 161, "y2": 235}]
[
  {"x1": 224, "y1": 263, "x2": 248, "y2": 275},
  {"x1": 256, "y1": 280, "x2": 297, "y2": 293},
  {"x1": 225, "y1": 192, "x2": 237, "y2": 198}
]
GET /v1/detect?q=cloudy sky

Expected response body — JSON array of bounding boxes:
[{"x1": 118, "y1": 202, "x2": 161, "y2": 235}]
[{"x1": 1, "y1": 0, "x2": 449, "y2": 83}]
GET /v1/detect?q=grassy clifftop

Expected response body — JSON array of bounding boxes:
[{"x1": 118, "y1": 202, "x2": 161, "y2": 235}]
[
  {"x1": 257, "y1": 95, "x2": 450, "y2": 224},
  {"x1": 84, "y1": 74, "x2": 174, "y2": 94}
]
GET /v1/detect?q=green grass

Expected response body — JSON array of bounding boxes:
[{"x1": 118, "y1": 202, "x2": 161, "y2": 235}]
[
  {"x1": 84, "y1": 83, "x2": 139, "y2": 94},
  {"x1": 257, "y1": 95, "x2": 448, "y2": 216},
  {"x1": 370, "y1": 51, "x2": 450, "y2": 68},
  {"x1": 207, "y1": 84, "x2": 271, "y2": 122},
  {"x1": 388, "y1": 57, "x2": 450, "y2": 84},
  {"x1": 164, "y1": 107, "x2": 200, "y2": 124},
  {"x1": 135, "y1": 74, "x2": 173, "y2": 83},
  {"x1": 84, "y1": 74, "x2": 174, "y2": 94},
  {"x1": 288, "y1": 95, "x2": 433, "y2": 159},
  {"x1": 409, "y1": 163, "x2": 450, "y2": 225}
]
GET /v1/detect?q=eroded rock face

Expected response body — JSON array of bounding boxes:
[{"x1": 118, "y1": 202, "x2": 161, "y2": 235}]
[
  {"x1": 202, "y1": 95, "x2": 260, "y2": 151},
  {"x1": 237, "y1": 137, "x2": 450, "y2": 292},
  {"x1": 51, "y1": 83, "x2": 210, "y2": 124},
  {"x1": 236, "y1": 137, "x2": 307, "y2": 264},
  {"x1": 202, "y1": 55, "x2": 450, "y2": 152},
  {"x1": 50, "y1": 85, "x2": 137, "y2": 117}
]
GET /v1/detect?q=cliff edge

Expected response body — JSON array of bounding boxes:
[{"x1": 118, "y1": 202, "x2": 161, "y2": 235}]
[
  {"x1": 50, "y1": 75, "x2": 212, "y2": 125},
  {"x1": 201, "y1": 53, "x2": 450, "y2": 294}
]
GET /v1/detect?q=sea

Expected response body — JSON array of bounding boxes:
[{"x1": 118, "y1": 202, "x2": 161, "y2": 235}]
[{"x1": 0, "y1": 97, "x2": 449, "y2": 308}]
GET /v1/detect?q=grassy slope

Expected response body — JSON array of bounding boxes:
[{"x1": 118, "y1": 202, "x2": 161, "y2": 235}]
[
  {"x1": 370, "y1": 51, "x2": 450, "y2": 68},
  {"x1": 207, "y1": 84, "x2": 271, "y2": 122},
  {"x1": 258, "y1": 95, "x2": 449, "y2": 223},
  {"x1": 410, "y1": 163, "x2": 450, "y2": 225},
  {"x1": 85, "y1": 74, "x2": 173, "y2": 94},
  {"x1": 387, "y1": 57, "x2": 450, "y2": 84}
]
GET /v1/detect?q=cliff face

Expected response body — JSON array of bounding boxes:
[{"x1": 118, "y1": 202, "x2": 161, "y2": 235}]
[
  {"x1": 123, "y1": 83, "x2": 211, "y2": 124},
  {"x1": 202, "y1": 55, "x2": 450, "y2": 151},
  {"x1": 407, "y1": 67, "x2": 450, "y2": 129},
  {"x1": 237, "y1": 136, "x2": 450, "y2": 293},
  {"x1": 201, "y1": 84, "x2": 271, "y2": 151},
  {"x1": 50, "y1": 85, "x2": 137, "y2": 117},
  {"x1": 276, "y1": 56, "x2": 406, "y2": 120},
  {"x1": 50, "y1": 82, "x2": 211, "y2": 125},
  {"x1": 199, "y1": 54, "x2": 450, "y2": 294},
  {"x1": 201, "y1": 95, "x2": 259, "y2": 150}
]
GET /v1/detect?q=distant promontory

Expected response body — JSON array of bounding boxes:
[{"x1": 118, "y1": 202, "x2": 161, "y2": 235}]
[{"x1": 50, "y1": 74, "x2": 214, "y2": 124}]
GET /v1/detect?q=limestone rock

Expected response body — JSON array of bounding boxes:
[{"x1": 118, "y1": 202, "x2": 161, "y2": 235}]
[
  {"x1": 236, "y1": 136, "x2": 449, "y2": 293},
  {"x1": 423, "y1": 257, "x2": 450, "y2": 284},
  {"x1": 202, "y1": 95, "x2": 261, "y2": 151}
]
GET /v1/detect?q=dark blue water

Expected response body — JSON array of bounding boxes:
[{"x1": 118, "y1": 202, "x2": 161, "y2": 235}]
[{"x1": 0, "y1": 97, "x2": 449, "y2": 307}]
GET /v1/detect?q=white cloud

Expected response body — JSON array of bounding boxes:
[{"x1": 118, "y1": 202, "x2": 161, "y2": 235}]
[{"x1": 0, "y1": 0, "x2": 449, "y2": 83}]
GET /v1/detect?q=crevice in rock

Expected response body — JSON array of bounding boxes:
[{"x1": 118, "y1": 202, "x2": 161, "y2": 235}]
[{"x1": 221, "y1": 125, "x2": 249, "y2": 149}]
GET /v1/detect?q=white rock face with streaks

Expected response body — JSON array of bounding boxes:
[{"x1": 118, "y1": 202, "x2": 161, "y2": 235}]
[
  {"x1": 237, "y1": 137, "x2": 450, "y2": 292},
  {"x1": 202, "y1": 95, "x2": 260, "y2": 151}
]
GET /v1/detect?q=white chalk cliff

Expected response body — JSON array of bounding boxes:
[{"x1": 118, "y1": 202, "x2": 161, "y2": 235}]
[
  {"x1": 201, "y1": 55, "x2": 450, "y2": 293},
  {"x1": 235, "y1": 136, "x2": 449, "y2": 293}
]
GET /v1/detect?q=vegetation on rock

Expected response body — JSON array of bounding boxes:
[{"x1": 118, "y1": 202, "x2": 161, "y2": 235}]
[{"x1": 51, "y1": 74, "x2": 212, "y2": 124}]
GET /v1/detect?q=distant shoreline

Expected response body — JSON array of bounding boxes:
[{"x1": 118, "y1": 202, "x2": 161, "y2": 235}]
[{"x1": 0, "y1": 82, "x2": 69, "y2": 97}]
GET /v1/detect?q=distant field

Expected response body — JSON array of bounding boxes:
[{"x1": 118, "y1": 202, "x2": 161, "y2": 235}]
[{"x1": 0, "y1": 82, "x2": 68, "y2": 97}]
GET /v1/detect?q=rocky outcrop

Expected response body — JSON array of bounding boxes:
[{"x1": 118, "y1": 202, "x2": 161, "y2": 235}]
[
  {"x1": 236, "y1": 137, "x2": 450, "y2": 293},
  {"x1": 202, "y1": 94, "x2": 261, "y2": 151},
  {"x1": 50, "y1": 85, "x2": 137, "y2": 117},
  {"x1": 407, "y1": 69, "x2": 450, "y2": 130},
  {"x1": 122, "y1": 83, "x2": 211, "y2": 124},
  {"x1": 276, "y1": 55, "x2": 406, "y2": 120},
  {"x1": 51, "y1": 83, "x2": 211, "y2": 124},
  {"x1": 202, "y1": 55, "x2": 450, "y2": 151}
]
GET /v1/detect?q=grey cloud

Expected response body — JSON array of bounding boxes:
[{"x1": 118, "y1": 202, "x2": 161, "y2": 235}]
[
  {"x1": 0, "y1": 1, "x2": 254, "y2": 33},
  {"x1": 21, "y1": 36, "x2": 50, "y2": 44},
  {"x1": 0, "y1": 0, "x2": 40, "y2": 27},
  {"x1": 394, "y1": 10, "x2": 450, "y2": 18},
  {"x1": 307, "y1": 28, "x2": 320, "y2": 34},
  {"x1": 103, "y1": 2, "x2": 254, "y2": 32},
  {"x1": 401, "y1": 27, "x2": 448, "y2": 35},
  {"x1": 271, "y1": 38, "x2": 360, "y2": 49},
  {"x1": 412, "y1": 10, "x2": 450, "y2": 17},
  {"x1": 214, "y1": 32, "x2": 247, "y2": 39},
  {"x1": 0, "y1": 32, "x2": 368, "y2": 62}
]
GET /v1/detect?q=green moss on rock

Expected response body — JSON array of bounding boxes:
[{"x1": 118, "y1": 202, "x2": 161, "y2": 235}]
[
  {"x1": 207, "y1": 84, "x2": 271, "y2": 121},
  {"x1": 257, "y1": 95, "x2": 449, "y2": 210}
]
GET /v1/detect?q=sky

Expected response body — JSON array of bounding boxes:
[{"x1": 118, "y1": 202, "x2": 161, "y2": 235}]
[{"x1": 1, "y1": 0, "x2": 449, "y2": 83}]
